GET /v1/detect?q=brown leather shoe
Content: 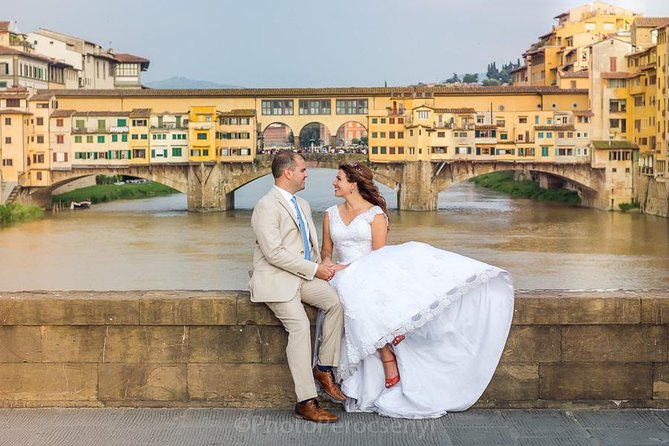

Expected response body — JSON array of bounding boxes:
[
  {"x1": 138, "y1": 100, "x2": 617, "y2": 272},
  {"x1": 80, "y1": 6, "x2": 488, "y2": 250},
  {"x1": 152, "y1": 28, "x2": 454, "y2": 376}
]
[
  {"x1": 294, "y1": 398, "x2": 338, "y2": 423},
  {"x1": 313, "y1": 366, "x2": 346, "y2": 403}
]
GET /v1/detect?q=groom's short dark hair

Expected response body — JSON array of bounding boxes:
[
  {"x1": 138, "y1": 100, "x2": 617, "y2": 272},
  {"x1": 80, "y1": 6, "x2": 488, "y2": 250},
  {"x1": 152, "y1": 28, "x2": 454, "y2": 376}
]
[{"x1": 272, "y1": 151, "x2": 303, "y2": 178}]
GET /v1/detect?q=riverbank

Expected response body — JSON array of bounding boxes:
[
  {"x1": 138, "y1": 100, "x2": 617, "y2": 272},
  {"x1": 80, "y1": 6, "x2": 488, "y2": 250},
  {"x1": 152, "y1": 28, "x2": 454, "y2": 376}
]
[
  {"x1": 52, "y1": 182, "x2": 178, "y2": 205},
  {"x1": 470, "y1": 171, "x2": 581, "y2": 205},
  {"x1": 0, "y1": 203, "x2": 44, "y2": 226}
]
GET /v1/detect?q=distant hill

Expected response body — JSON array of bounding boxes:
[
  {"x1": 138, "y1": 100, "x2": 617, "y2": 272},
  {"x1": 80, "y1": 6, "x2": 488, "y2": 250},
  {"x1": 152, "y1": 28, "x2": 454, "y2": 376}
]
[{"x1": 144, "y1": 77, "x2": 241, "y2": 89}]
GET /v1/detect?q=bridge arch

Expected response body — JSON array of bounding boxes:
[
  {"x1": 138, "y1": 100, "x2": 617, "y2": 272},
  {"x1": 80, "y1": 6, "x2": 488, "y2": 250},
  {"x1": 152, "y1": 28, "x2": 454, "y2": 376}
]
[
  {"x1": 335, "y1": 120, "x2": 368, "y2": 148},
  {"x1": 261, "y1": 122, "x2": 295, "y2": 151},
  {"x1": 297, "y1": 122, "x2": 332, "y2": 151}
]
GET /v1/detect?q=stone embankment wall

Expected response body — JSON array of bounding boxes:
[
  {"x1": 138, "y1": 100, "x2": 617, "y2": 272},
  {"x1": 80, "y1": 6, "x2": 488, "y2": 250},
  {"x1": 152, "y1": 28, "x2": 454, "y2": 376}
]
[
  {"x1": 637, "y1": 176, "x2": 669, "y2": 218},
  {"x1": 0, "y1": 290, "x2": 667, "y2": 409}
]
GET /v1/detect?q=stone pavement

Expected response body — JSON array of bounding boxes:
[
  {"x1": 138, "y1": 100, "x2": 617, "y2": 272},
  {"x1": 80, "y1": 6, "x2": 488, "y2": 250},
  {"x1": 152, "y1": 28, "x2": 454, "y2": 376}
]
[{"x1": 1, "y1": 408, "x2": 669, "y2": 445}]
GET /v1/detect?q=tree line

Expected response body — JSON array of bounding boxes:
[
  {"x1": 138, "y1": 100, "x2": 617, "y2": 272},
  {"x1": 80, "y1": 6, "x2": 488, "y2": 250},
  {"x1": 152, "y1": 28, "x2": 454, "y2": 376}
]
[{"x1": 442, "y1": 59, "x2": 522, "y2": 86}]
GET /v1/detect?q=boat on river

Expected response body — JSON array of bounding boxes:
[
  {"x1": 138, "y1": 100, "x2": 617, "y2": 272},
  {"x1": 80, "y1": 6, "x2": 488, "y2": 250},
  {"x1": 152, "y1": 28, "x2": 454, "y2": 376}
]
[{"x1": 70, "y1": 201, "x2": 92, "y2": 210}]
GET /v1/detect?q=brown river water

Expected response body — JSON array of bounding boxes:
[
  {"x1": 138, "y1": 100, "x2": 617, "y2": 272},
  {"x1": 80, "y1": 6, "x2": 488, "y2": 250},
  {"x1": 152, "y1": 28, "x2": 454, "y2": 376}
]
[{"x1": 1, "y1": 169, "x2": 667, "y2": 291}]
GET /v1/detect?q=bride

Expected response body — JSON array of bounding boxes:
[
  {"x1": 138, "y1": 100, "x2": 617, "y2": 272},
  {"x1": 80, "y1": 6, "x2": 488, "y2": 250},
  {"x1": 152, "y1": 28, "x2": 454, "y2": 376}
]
[{"x1": 320, "y1": 161, "x2": 515, "y2": 419}]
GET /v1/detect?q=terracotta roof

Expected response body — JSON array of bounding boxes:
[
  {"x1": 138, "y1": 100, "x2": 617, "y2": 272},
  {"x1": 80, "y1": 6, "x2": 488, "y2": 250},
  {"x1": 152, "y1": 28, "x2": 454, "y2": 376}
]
[
  {"x1": 0, "y1": 86, "x2": 29, "y2": 99},
  {"x1": 573, "y1": 110, "x2": 594, "y2": 116},
  {"x1": 72, "y1": 111, "x2": 131, "y2": 117},
  {"x1": 129, "y1": 108, "x2": 151, "y2": 118},
  {"x1": 601, "y1": 72, "x2": 637, "y2": 79},
  {"x1": 218, "y1": 109, "x2": 256, "y2": 117},
  {"x1": 0, "y1": 21, "x2": 11, "y2": 32},
  {"x1": 34, "y1": 86, "x2": 588, "y2": 99},
  {"x1": 510, "y1": 65, "x2": 527, "y2": 74},
  {"x1": 0, "y1": 109, "x2": 32, "y2": 115},
  {"x1": 590, "y1": 140, "x2": 638, "y2": 150},
  {"x1": 50, "y1": 110, "x2": 77, "y2": 118},
  {"x1": 561, "y1": 71, "x2": 589, "y2": 78},
  {"x1": 433, "y1": 108, "x2": 476, "y2": 114},
  {"x1": 633, "y1": 17, "x2": 669, "y2": 28},
  {"x1": 0, "y1": 45, "x2": 52, "y2": 63},
  {"x1": 113, "y1": 53, "x2": 149, "y2": 64},
  {"x1": 535, "y1": 125, "x2": 575, "y2": 131}
]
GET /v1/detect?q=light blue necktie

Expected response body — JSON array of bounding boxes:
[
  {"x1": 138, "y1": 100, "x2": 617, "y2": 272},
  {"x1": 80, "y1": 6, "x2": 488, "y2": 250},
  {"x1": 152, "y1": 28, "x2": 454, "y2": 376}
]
[{"x1": 290, "y1": 196, "x2": 311, "y2": 260}]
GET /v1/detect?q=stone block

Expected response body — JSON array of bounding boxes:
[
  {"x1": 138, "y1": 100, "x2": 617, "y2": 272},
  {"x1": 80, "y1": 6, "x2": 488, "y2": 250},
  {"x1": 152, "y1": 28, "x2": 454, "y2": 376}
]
[
  {"x1": 0, "y1": 363, "x2": 97, "y2": 401},
  {"x1": 0, "y1": 292, "x2": 141, "y2": 325},
  {"x1": 501, "y1": 326, "x2": 561, "y2": 363},
  {"x1": 641, "y1": 293, "x2": 669, "y2": 324},
  {"x1": 103, "y1": 326, "x2": 189, "y2": 364},
  {"x1": 99, "y1": 364, "x2": 187, "y2": 402},
  {"x1": 189, "y1": 326, "x2": 262, "y2": 363},
  {"x1": 653, "y1": 365, "x2": 669, "y2": 400},
  {"x1": 0, "y1": 326, "x2": 42, "y2": 362},
  {"x1": 562, "y1": 325, "x2": 666, "y2": 362},
  {"x1": 140, "y1": 291, "x2": 237, "y2": 325},
  {"x1": 259, "y1": 326, "x2": 288, "y2": 364},
  {"x1": 42, "y1": 326, "x2": 107, "y2": 363},
  {"x1": 188, "y1": 364, "x2": 293, "y2": 405},
  {"x1": 540, "y1": 363, "x2": 653, "y2": 400},
  {"x1": 515, "y1": 293, "x2": 640, "y2": 325},
  {"x1": 480, "y1": 364, "x2": 539, "y2": 402}
]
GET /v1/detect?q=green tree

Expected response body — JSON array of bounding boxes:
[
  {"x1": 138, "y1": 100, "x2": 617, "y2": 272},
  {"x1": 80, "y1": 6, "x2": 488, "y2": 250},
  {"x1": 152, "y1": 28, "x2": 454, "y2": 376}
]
[
  {"x1": 462, "y1": 73, "x2": 479, "y2": 83},
  {"x1": 444, "y1": 73, "x2": 460, "y2": 84},
  {"x1": 482, "y1": 78, "x2": 501, "y2": 86}
]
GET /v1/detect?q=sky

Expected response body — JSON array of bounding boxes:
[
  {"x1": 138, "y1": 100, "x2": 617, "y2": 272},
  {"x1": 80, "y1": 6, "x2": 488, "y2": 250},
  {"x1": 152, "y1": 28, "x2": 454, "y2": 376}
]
[{"x1": 5, "y1": 0, "x2": 669, "y2": 88}]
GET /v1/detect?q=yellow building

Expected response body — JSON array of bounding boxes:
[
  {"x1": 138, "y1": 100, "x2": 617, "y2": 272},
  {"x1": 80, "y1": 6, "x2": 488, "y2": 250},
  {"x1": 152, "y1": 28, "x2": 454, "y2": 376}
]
[{"x1": 516, "y1": 2, "x2": 636, "y2": 87}]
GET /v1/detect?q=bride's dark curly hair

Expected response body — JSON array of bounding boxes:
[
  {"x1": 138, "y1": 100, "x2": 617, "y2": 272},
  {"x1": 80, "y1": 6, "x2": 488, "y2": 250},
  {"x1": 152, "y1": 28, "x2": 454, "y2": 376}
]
[{"x1": 339, "y1": 161, "x2": 388, "y2": 217}]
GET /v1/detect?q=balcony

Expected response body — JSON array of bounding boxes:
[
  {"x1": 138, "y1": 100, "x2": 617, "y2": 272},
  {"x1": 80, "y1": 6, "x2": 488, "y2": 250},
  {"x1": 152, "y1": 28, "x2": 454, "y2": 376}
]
[{"x1": 109, "y1": 126, "x2": 129, "y2": 133}]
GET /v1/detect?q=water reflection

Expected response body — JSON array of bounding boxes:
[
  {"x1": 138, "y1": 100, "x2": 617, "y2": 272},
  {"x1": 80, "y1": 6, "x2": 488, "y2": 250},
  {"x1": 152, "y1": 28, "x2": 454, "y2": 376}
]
[{"x1": 0, "y1": 169, "x2": 667, "y2": 292}]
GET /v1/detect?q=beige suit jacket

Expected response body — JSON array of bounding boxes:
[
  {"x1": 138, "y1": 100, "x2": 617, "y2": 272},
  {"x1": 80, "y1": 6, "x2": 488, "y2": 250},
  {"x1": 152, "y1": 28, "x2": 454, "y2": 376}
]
[{"x1": 249, "y1": 187, "x2": 321, "y2": 303}]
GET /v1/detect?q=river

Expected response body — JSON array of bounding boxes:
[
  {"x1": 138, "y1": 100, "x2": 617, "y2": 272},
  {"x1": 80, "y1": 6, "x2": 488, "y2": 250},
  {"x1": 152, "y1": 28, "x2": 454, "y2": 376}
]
[{"x1": 1, "y1": 169, "x2": 667, "y2": 291}]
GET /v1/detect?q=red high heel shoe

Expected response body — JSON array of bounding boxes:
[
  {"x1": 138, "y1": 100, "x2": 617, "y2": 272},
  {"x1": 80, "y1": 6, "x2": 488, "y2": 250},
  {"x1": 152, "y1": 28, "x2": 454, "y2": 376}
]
[{"x1": 382, "y1": 351, "x2": 400, "y2": 388}]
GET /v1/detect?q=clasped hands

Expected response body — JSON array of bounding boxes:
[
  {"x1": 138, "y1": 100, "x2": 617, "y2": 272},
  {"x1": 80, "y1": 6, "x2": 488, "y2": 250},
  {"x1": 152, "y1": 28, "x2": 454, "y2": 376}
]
[{"x1": 315, "y1": 259, "x2": 347, "y2": 281}]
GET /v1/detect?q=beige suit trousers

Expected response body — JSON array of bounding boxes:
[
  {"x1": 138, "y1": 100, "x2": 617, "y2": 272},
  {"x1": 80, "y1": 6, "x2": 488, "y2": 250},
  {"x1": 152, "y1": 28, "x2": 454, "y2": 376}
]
[{"x1": 266, "y1": 277, "x2": 343, "y2": 402}]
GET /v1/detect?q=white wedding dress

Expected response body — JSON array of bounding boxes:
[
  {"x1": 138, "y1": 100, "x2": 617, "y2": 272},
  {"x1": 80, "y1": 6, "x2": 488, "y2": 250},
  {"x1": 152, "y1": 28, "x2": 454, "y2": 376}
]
[{"x1": 326, "y1": 205, "x2": 514, "y2": 419}]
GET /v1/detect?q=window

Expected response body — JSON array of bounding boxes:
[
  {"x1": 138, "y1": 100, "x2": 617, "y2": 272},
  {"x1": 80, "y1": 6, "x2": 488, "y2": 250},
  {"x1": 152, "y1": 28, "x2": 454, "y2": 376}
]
[
  {"x1": 172, "y1": 147, "x2": 182, "y2": 157},
  {"x1": 36, "y1": 117, "x2": 44, "y2": 126},
  {"x1": 56, "y1": 118, "x2": 64, "y2": 127},
  {"x1": 398, "y1": 132, "x2": 404, "y2": 139},
  {"x1": 117, "y1": 119, "x2": 127, "y2": 127},
  {"x1": 2, "y1": 159, "x2": 12, "y2": 166},
  {"x1": 519, "y1": 117, "x2": 527, "y2": 124},
  {"x1": 132, "y1": 134, "x2": 139, "y2": 140},
  {"x1": 75, "y1": 119, "x2": 84, "y2": 129},
  {"x1": 37, "y1": 136, "x2": 44, "y2": 144},
  {"x1": 196, "y1": 133, "x2": 207, "y2": 140},
  {"x1": 74, "y1": 136, "x2": 82, "y2": 143},
  {"x1": 541, "y1": 146, "x2": 549, "y2": 157},
  {"x1": 97, "y1": 136, "x2": 105, "y2": 143},
  {"x1": 4, "y1": 117, "x2": 11, "y2": 125},
  {"x1": 112, "y1": 134, "x2": 118, "y2": 142},
  {"x1": 122, "y1": 134, "x2": 128, "y2": 142},
  {"x1": 609, "y1": 99, "x2": 627, "y2": 113},
  {"x1": 609, "y1": 57, "x2": 617, "y2": 72},
  {"x1": 335, "y1": 99, "x2": 368, "y2": 114},
  {"x1": 417, "y1": 110, "x2": 429, "y2": 120},
  {"x1": 4, "y1": 137, "x2": 11, "y2": 144},
  {"x1": 496, "y1": 120, "x2": 505, "y2": 127},
  {"x1": 298, "y1": 100, "x2": 331, "y2": 115},
  {"x1": 609, "y1": 79, "x2": 627, "y2": 88},
  {"x1": 371, "y1": 118, "x2": 378, "y2": 124},
  {"x1": 86, "y1": 135, "x2": 94, "y2": 143},
  {"x1": 132, "y1": 119, "x2": 147, "y2": 126},
  {"x1": 98, "y1": 119, "x2": 106, "y2": 131},
  {"x1": 56, "y1": 135, "x2": 64, "y2": 144},
  {"x1": 141, "y1": 134, "x2": 148, "y2": 140},
  {"x1": 262, "y1": 100, "x2": 294, "y2": 115},
  {"x1": 6, "y1": 99, "x2": 19, "y2": 107}
]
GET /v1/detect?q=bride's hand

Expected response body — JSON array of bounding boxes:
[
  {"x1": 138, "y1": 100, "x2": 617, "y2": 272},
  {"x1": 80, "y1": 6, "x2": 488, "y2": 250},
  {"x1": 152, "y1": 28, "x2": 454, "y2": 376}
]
[{"x1": 332, "y1": 264, "x2": 348, "y2": 272}]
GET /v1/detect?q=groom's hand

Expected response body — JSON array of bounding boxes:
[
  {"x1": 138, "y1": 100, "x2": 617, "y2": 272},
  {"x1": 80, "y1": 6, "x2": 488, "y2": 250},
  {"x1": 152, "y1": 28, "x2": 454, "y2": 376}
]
[{"x1": 315, "y1": 262, "x2": 336, "y2": 281}]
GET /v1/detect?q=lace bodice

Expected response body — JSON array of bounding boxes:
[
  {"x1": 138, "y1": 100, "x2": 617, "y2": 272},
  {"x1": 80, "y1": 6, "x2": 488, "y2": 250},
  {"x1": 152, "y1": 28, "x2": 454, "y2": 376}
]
[{"x1": 326, "y1": 205, "x2": 387, "y2": 264}]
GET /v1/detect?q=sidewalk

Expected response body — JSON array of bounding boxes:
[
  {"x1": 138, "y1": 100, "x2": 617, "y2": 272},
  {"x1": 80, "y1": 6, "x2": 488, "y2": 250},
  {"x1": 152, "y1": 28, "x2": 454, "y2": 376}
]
[{"x1": 1, "y1": 408, "x2": 669, "y2": 445}]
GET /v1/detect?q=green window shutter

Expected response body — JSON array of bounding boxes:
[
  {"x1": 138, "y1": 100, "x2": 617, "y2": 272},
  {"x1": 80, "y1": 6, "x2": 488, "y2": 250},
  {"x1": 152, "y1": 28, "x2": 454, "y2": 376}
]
[
  {"x1": 127, "y1": 150, "x2": 132, "y2": 159},
  {"x1": 151, "y1": 149, "x2": 155, "y2": 157},
  {"x1": 111, "y1": 134, "x2": 118, "y2": 142},
  {"x1": 122, "y1": 134, "x2": 128, "y2": 142}
]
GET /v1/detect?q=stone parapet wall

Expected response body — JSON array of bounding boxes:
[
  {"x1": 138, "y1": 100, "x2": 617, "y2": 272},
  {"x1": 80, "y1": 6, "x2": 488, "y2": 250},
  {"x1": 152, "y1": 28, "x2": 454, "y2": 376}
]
[
  {"x1": 0, "y1": 290, "x2": 667, "y2": 409},
  {"x1": 638, "y1": 175, "x2": 669, "y2": 218}
]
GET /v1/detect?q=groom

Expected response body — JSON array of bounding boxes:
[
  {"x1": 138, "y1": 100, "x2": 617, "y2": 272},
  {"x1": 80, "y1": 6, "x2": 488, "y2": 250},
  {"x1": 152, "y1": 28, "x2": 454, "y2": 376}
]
[{"x1": 250, "y1": 151, "x2": 345, "y2": 423}]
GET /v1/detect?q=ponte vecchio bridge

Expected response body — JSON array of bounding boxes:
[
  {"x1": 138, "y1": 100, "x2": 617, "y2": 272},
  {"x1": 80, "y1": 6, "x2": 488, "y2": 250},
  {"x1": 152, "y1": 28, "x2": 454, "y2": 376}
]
[{"x1": 13, "y1": 86, "x2": 619, "y2": 211}]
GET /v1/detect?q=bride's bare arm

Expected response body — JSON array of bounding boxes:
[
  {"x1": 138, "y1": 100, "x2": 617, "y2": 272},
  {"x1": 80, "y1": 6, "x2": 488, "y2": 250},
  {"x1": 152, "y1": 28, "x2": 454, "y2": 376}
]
[
  {"x1": 321, "y1": 212, "x2": 334, "y2": 263},
  {"x1": 371, "y1": 213, "x2": 388, "y2": 250}
]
